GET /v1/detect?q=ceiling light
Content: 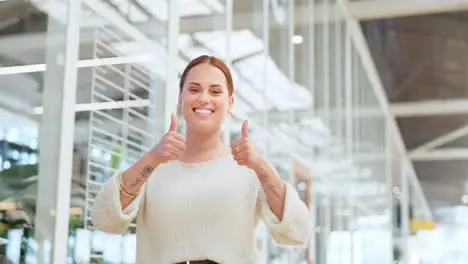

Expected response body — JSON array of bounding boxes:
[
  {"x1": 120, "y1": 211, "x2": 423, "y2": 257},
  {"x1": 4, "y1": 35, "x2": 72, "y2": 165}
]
[{"x1": 292, "y1": 35, "x2": 303, "y2": 44}]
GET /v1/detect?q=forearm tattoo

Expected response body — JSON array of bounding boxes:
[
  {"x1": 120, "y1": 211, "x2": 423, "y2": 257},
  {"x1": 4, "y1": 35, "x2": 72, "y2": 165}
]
[{"x1": 129, "y1": 165, "x2": 154, "y2": 189}]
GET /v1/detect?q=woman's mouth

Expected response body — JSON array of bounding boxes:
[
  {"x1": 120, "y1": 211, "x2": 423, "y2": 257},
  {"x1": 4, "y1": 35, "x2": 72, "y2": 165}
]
[{"x1": 193, "y1": 107, "x2": 214, "y2": 116}]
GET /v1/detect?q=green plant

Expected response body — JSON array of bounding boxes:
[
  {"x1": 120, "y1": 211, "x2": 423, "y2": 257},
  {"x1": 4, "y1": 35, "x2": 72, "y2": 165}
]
[
  {"x1": 128, "y1": 225, "x2": 136, "y2": 233},
  {"x1": 69, "y1": 215, "x2": 81, "y2": 234},
  {"x1": 393, "y1": 246, "x2": 401, "y2": 261},
  {"x1": 90, "y1": 257, "x2": 104, "y2": 264},
  {"x1": 0, "y1": 164, "x2": 38, "y2": 200},
  {"x1": 0, "y1": 162, "x2": 86, "y2": 216},
  {"x1": 6, "y1": 219, "x2": 28, "y2": 229},
  {"x1": 111, "y1": 145, "x2": 122, "y2": 169}
]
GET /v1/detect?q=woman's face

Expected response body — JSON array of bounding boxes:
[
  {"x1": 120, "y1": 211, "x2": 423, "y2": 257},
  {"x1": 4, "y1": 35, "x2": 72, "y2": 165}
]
[{"x1": 179, "y1": 63, "x2": 234, "y2": 134}]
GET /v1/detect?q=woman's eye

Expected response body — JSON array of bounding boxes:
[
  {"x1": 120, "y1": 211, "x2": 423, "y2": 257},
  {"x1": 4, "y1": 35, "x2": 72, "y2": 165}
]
[
  {"x1": 211, "y1": 90, "x2": 221, "y2": 94},
  {"x1": 189, "y1": 88, "x2": 199, "y2": 92}
]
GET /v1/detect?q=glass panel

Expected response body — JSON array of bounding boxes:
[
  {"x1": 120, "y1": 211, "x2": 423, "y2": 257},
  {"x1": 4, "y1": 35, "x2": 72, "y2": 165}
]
[
  {"x1": 306, "y1": 0, "x2": 394, "y2": 262},
  {"x1": 77, "y1": 1, "x2": 170, "y2": 262}
]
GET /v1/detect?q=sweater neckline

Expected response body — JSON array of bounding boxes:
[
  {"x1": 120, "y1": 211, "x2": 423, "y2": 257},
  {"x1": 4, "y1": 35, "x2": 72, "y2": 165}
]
[{"x1": 174, "y1": 154, "x2": 232, "y2": 167}]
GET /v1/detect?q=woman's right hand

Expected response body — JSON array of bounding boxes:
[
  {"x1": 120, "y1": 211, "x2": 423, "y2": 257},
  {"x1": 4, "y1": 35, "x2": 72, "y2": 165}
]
[{"x1": 152, "y1": 113, "x2": 185, "y2": 163}]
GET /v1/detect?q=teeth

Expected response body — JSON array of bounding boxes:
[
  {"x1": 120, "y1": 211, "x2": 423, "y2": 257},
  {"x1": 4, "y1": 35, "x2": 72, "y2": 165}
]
[{"x1": 195, "y1": 109, "x2": 212, "y2": 114}]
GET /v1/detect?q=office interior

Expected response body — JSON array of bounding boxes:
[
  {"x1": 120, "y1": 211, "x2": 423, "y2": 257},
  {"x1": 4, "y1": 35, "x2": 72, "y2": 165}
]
[{"x1": 1, "y1": 0, "x2": 468, "y2": 263}]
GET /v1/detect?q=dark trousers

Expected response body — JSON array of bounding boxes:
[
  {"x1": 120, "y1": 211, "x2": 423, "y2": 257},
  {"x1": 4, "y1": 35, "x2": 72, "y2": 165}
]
[{"x1": 175, "y1": 261, "x2": 218, "y2": 264}]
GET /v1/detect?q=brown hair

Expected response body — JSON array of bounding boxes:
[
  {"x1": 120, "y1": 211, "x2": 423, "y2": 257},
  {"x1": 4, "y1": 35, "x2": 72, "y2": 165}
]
[{"x1": 179, "y1": 55, "x2": 234, "y2": 95}]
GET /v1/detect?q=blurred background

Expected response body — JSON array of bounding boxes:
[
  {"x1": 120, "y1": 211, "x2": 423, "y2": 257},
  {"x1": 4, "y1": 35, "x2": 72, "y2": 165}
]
[{"x1": 1, "y1": 0, "x2": 468, "y2": 263}]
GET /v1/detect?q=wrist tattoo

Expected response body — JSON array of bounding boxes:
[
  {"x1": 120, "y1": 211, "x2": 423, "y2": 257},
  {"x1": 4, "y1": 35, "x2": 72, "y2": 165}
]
[
  {"x1": 140, "y1": 166, "x2": 154, "y2": 177},
  {"x1": 128, "y1": 166, "x2": 154, "y2": 189}
]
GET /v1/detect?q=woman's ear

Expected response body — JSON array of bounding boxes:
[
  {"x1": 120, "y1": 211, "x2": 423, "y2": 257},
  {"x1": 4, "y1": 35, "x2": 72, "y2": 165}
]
[{"x1": 227, "y1": 94, "x2": 234, "y2": 114}]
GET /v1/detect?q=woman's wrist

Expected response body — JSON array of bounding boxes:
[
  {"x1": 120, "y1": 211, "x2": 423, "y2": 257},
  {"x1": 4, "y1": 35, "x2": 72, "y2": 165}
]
[
  {"x1": 118, "y1": 172, "x2": 139, "y2": 197},
  {"x1": 121, "y1": 170, "x2": 145, "y2": 193},
  {"x1": 252, "y1": 158, "x2": 271, "y2": 177},
  {"x1": 121, "y1": 151, "x2": 160, "y2": 192},
  {"x1": 148, "y1": 147, "x2": 165, "y2": 167}
]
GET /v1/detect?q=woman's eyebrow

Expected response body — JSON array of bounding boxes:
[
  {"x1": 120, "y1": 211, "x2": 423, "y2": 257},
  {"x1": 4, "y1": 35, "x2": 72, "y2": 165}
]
[
  {"x1": 189, "y1": 82, "x2": 201, "y2": 86},
  {"x1": 189, "y1": 82, "x2": 222, "y2": 88}
]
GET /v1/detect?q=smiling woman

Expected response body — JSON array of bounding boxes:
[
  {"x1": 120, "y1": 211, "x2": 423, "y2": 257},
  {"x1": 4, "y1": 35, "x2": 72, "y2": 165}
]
[{"x1": 91, "y1": 55, "x2": 311, "y2": 264}]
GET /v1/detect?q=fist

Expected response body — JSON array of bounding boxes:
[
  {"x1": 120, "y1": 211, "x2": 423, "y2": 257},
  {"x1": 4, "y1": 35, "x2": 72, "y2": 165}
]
[
  {"x1": 152, "y1": 113, "x2": 185, "y2": 163},
  {"x1": 231, "y1": 120, "x2": 263, "y2": 170}
]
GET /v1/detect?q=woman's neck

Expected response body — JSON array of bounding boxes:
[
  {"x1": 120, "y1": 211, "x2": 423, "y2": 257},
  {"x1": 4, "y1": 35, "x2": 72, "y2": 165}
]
[{"x1": 182, "y1": 129, "x2": 228, "y2": 163}]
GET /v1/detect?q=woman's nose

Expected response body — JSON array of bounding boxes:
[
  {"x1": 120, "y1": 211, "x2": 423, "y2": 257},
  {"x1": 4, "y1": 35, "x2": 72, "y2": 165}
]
[{"x1": 197, "y1": 91, "x2": 208, "y2": 102}]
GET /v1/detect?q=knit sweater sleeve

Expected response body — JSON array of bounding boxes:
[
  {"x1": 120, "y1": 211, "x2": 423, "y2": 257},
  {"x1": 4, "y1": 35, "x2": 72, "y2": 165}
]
[
  {"x1": 257, "y1": 181, "x2": 311, "y2": 246},
  {"x1": 91, "y1": 172, "x2": 146, "y2": 234}
]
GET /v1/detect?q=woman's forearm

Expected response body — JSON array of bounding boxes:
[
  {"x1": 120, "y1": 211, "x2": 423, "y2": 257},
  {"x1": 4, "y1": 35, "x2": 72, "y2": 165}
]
[
  {"x1": 119, "y1": 151, "x2": 160, "y2": 209},
  {"x1": 253, "y1": 160, "x2": 287, "y2": 220}
]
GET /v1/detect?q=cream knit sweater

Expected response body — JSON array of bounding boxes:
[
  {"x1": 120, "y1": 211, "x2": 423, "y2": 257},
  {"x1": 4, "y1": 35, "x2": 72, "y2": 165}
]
[{"x1": 91, "y1": 155, "x2": 310, "y2": 264}]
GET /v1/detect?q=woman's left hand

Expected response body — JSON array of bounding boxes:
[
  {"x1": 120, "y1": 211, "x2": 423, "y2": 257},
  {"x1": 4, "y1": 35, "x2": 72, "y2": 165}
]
[{"x1": 231, "y1": 120, "x2": 266, "y2": 171}]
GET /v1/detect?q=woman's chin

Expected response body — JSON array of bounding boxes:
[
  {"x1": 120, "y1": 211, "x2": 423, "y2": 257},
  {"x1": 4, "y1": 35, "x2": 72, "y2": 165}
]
[{"x1": 186, "y1": 120, "x2": 221, "y2": 134}]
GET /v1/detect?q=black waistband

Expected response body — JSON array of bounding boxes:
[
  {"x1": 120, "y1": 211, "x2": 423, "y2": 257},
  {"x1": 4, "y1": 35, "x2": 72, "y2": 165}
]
[{"x1": 175, "y1": 261, "x2": 218, "y2": 264}]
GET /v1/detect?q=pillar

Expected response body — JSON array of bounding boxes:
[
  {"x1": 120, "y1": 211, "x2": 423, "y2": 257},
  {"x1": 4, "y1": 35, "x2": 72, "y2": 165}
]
[{"x1": 34, "y1": 0, "x2": 82, "y2": 263}]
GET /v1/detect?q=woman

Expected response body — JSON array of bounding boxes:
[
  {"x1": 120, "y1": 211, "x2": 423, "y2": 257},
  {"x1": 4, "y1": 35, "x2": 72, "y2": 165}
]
[{"x1": 91, "y1": 55, "x2": 311, "y2": 264}]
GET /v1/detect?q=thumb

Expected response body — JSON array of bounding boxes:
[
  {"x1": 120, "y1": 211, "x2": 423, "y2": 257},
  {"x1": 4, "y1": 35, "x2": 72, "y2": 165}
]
[
  {"x1": 169, "y1": 113, "x2": 177, "y2": 132},
  {"x1": 241, "y1": 120, "x2": 249, "y2": 138}
]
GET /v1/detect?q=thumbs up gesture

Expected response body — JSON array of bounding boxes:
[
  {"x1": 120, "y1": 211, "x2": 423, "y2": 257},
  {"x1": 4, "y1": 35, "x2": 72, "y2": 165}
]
[
  {"x1": 152, "y1": 113, "x2": 185, "y2": 164},
  {"x1": 231, "y1": 120, "x2": 263, "y2": 170}
]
